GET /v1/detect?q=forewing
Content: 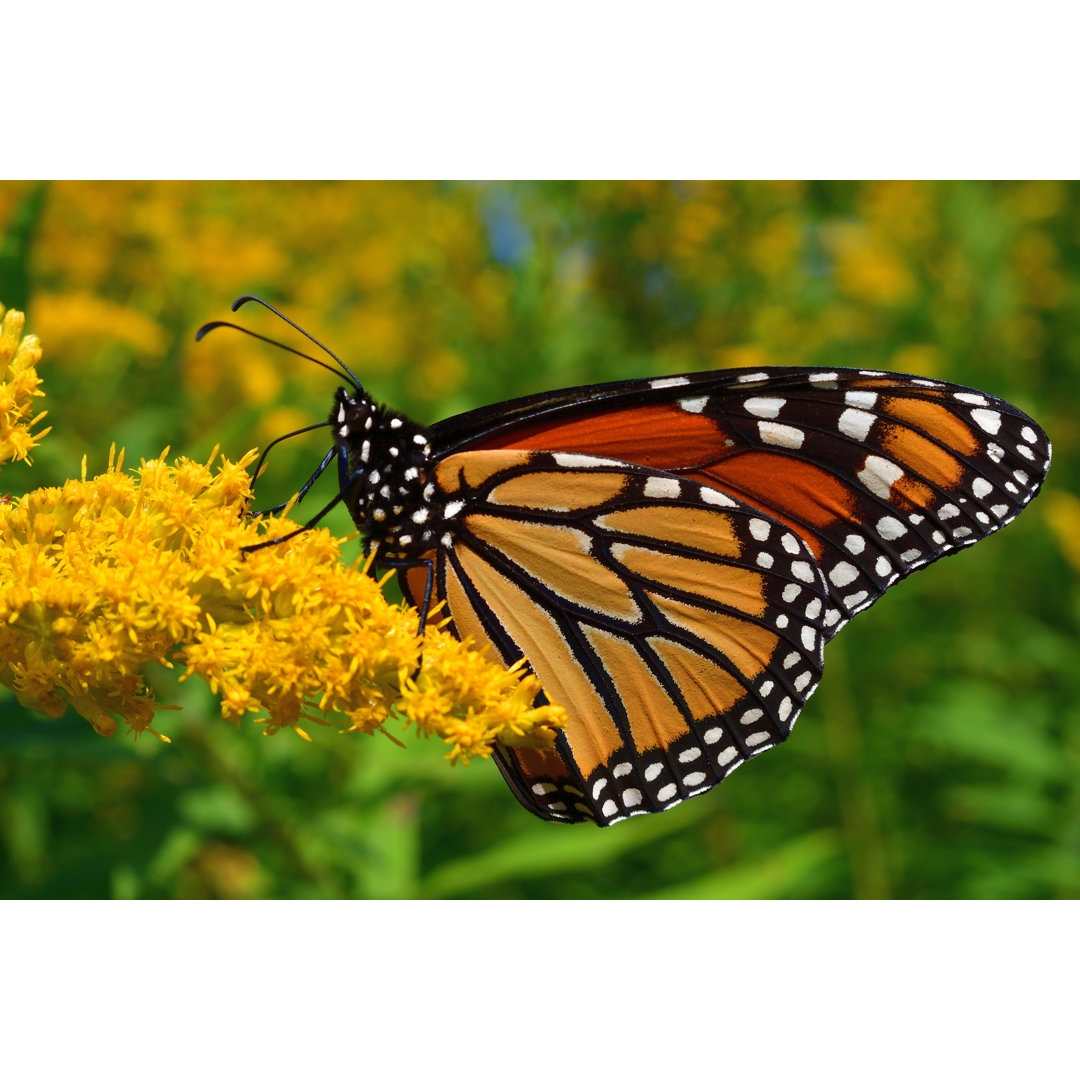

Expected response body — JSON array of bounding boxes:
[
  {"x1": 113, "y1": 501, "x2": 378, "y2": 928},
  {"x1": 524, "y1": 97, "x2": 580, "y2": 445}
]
[
  {"x1": 432, "y1": 367, "x2": 1051, "y2": 635},
  {"x1": 415, "y1": 449, "x2": 830, "y2": 825}
]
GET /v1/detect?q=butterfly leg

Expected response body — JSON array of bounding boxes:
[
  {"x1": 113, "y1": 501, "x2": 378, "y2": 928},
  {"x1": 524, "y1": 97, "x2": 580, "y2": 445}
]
[
  {"x1": 242, "y1": 455, "x2": 362, "y2": 554},
  {"x1": 375, "y1": 556, "x2": 435, "y2": 636},
  {"x1": 249, "y1": 445, "x2": 345, "y2": 519}
]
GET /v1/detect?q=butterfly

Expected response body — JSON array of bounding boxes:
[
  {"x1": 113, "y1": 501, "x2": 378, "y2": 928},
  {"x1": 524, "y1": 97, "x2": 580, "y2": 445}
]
[{"x1": 198, "y1": 297, "x2": 1052, "y2": 826}]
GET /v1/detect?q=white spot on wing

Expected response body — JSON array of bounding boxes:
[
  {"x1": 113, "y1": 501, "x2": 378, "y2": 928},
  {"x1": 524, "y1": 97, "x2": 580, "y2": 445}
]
[
  {"x1": 758, "y1": 421, "x2": 804, "y2": 449},
  {"x1": 972, "y1": 477, "x2": 993, "y2": 499},
  {"x1": 644, "y1": 476, "x2": 681, "y2": 498},
  {"x1": 679, "y1": 397, "x2": 708, "y2": 413},
  {"x1": 552, "y1": 453, "x2": 626, "y2": 468},
  {"x1": 700, "y1": 486, "x2": 737, "y2": 507},
  {"x1": 839, "y1": 408, "x2": 876, "y2": 441},
  {"x1": 649, "y1": 376, "x2": 690, "y2": 389},
  {"x1": 845, "y1": 391, "x2": 878, "y2": 408},
  {"x1": 858, "y1": 455, "x2": 904, "y2": 498},
  {"x1": 876, "y1": 516, "x2": 907, "y2": 540},
  {"x1": 744, "y1": 396, "x2": 786, "y2": 419},
  {"x1": 737, "y1": 372, "x2": 769, "y2": 383},
  {"x1": 829, "y1": 561, "x2": 859, "y2": 587},
  {"x1": 971, "y1": 408, "x2": 1002, "y2": 435}
]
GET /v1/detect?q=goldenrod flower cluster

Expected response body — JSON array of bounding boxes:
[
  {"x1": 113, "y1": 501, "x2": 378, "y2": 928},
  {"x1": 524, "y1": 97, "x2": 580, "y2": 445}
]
[
  {"x1": 0, "y1": 309, "x2": 564, "y2": 761},
  {"x1": 0, "y1": 306, "x2": 50, "y2": 465}
]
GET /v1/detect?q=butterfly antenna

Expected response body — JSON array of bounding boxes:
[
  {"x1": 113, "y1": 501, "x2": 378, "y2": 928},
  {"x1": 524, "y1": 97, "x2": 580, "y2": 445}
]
[
  {"x1": 194, "y1": 320, "x2": 360, "y2": 390},
  {"x1": 232, "y1": 295, "x2": 364, "y2": 390},
  {"x1": 249, "y1": 420, "x2": 335, "y2": 487}
]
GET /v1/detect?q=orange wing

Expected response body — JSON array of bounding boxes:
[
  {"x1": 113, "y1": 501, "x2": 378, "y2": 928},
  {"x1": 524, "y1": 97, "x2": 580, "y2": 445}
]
[
  {"x1": 405, "y1": 449, "x2": 829, "y2": 824},
  {"x1": 439, "y1": 369, "x2": 1051, "y2": 636}
]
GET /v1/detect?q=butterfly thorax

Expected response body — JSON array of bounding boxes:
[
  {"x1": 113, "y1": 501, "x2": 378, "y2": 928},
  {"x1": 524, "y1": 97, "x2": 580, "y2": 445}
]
[{"x1": 331, "y1": 387, "x2": 436, "y2": 557}]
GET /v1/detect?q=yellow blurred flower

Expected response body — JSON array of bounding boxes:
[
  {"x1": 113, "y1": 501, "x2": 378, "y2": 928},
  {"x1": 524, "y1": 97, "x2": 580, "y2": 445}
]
[
  {"x1": 888, "y1": 344, "x2": 944, "y2": 378},
  {"x1": 0, "y1": 307, "x2": 50, "y2": 465},
  {"x1": 824, "y1": 223, "x2": 916, "y2": 307},
  {"x1": 1012, "y1": 231, "x2": 1067, "y2": 310},
  {"x1": 714, "y1": 344, "x2": 774, "y2": 370},
  {"x1": 1042, "y1": 491, "x2": 1080, "y2": 575},
  {"x1": 33, "y1": 292, "x2": 167, "y2": 360},
  {"x1": 748, "y1": 213, "x2": 803, "y2": 279},
  {"x1": 858, "y1": 181, "x2": 937, "y2": 247}
]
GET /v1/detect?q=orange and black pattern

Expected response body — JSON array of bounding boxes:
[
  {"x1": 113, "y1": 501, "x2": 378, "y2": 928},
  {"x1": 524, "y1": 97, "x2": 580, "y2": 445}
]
[
  {"x1": 435, "y1": 367, "x2": 1052, "y2": 641},
  {"x1": 409, "y1": 450, "x2": 829, "y2": 823},
  {"x1": 207, "y1": 296, "x2": 1050, "y2": 826},
  {"x1": 400, "y1": 367, "x2": 1050, "y2": 823}
]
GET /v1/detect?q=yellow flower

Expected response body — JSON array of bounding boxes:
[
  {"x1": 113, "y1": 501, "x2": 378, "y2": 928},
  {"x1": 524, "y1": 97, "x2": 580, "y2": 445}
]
[
  {"x1": 0, "y1": 307, "x2": 50, "y2": 465},
  {"x1": 0, "y1": 313, "x2": 564, "y2": 758},
  {"x1": 0, "y1": 446, "x2": 565, "y2": 757}
]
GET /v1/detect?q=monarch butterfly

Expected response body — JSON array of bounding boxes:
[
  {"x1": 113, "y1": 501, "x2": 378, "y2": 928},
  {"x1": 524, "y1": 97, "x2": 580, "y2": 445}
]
[{"x1": 199, "y1": 296, "x2": 1052, "y2": 827}]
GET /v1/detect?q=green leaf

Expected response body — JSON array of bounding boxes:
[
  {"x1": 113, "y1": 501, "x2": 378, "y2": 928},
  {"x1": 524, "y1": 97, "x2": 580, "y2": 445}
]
[
  {"x1": 646, "y1": 829, "x2": 841, "y2": 899},
  {"x1": 420, "y1": 792, "x2": 715, "y2": 898},
  {"x1": 0, "y1": 183, "x2": 48, "y2": 313}
]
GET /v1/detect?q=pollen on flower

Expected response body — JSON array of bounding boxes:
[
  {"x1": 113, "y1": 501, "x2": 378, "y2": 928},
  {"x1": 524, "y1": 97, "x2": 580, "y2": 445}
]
[
  {"x1": 1, "y1": 416, "x2": 564, "y2": 758},
  {"x1": 0, "y1": 307, "x2": 51, "y2": 466}
]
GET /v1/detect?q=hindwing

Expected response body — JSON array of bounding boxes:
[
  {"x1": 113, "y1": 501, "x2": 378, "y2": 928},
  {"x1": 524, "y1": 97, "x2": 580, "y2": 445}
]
[{"x1": 405, "y1": 449, "x2": 830, "y2": 824}]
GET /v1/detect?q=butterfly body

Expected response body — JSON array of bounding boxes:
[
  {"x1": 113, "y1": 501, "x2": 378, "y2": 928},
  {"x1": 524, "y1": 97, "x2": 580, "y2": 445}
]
[
  {"x1": 331, "y1": 386, "x2": 438, "y2": 559},
  {"x1": 317, "y1": 363, "x2": 1050, "y2": 826}
]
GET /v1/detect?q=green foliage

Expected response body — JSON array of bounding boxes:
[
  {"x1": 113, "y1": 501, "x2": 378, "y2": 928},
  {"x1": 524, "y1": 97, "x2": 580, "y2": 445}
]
[{"x1": 0, "y1": 180, "x2": 1076, "y2": 898}]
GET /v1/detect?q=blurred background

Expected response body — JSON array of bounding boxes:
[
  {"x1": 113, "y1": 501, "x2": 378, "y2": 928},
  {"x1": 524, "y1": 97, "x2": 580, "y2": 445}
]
[{"x1": 0, "y1": 180, "x2": 1076, "y2": 899}]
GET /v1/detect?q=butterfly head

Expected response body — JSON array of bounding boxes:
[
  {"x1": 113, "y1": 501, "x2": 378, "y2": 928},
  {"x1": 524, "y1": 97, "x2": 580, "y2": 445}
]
[{"x1": 331, "y1": 386, "x2": 437, "y2": 557}]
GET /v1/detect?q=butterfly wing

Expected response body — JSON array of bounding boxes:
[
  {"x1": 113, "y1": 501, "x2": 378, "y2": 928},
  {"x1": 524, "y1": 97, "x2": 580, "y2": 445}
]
[
  {"x1": 430, "y1": 367, "x2": 1051, "y2": 635},
  {"x1": 404, "y1": 449, "x2": 829, "y2": 824}
]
